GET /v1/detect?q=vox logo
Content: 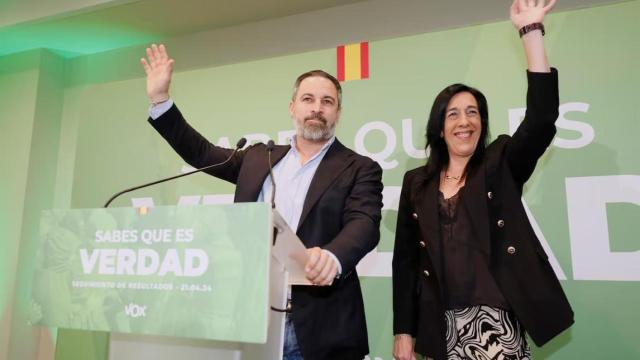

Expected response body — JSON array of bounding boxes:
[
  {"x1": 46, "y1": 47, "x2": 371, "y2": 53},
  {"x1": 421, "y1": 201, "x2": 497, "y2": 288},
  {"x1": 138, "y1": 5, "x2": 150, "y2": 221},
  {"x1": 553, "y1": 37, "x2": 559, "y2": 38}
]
[{"x1": 125, "y1": 303, "x2": 147, "y2": 318}]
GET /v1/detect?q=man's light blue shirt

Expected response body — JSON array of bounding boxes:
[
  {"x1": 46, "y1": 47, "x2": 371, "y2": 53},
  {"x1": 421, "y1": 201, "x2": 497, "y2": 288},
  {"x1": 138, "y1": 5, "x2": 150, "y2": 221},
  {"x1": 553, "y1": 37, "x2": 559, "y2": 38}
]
[
  {"x1": 258, "y1": 135, "x2": 335, "y2": 232},
  {"x1": 257, "y1": 135, "x2": 343, "y2": 275}
]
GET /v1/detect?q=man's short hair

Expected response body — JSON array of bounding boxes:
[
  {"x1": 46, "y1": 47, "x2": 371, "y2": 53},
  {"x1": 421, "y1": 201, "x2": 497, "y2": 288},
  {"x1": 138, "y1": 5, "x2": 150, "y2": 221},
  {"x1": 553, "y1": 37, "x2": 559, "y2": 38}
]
[{"x1": 292, "y1": 70, "x2": 342, "y2": 107}]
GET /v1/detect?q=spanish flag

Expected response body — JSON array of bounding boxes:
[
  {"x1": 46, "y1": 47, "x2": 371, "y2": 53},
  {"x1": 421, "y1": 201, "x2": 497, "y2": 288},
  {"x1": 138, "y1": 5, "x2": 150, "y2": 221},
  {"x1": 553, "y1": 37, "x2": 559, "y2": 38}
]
[{"x1": 336, "y1": 42, "x2": 369, "y2": 82}]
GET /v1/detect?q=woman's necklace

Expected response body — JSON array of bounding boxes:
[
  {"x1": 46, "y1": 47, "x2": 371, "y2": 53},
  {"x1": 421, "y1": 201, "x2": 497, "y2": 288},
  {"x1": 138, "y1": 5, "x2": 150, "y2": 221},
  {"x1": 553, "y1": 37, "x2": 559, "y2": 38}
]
[{"x1": 444, "y1": 173, "x2": 461, "y2": 181}]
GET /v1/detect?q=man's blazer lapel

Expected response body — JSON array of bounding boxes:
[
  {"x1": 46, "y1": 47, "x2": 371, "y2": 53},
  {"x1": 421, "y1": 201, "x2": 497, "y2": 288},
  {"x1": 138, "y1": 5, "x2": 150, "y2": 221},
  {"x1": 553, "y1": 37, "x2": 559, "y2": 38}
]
[
  {"x1": 235, "y1": 145, "x2": 290, "y2": 202},
  {"x1": 297, "y1": 140, "x2": 354, "y2": 231}
]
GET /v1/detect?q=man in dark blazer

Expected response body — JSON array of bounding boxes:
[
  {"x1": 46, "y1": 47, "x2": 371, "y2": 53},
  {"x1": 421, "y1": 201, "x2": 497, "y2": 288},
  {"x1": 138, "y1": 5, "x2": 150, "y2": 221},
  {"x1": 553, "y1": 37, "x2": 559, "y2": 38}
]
[{"x1": 141, "y1": 44, "x2": 383, "y2": 360}]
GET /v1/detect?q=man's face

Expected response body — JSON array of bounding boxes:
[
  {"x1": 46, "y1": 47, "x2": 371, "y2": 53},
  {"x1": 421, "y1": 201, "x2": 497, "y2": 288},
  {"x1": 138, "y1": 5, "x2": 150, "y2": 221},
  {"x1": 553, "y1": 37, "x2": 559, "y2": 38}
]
[{"x1": 289, "y1": 76, "x2": 341, "y2": 142}]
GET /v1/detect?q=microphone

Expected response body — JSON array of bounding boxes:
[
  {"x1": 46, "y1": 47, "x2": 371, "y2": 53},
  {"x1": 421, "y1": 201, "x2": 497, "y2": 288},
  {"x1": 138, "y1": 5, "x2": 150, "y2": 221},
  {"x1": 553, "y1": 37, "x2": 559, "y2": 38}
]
[
  {"x1": 266, "y1": 140, "x2": 276, "y2": 209},
  {"x1": 104, "y1": 137, "x2": 247, "y2": 208}
]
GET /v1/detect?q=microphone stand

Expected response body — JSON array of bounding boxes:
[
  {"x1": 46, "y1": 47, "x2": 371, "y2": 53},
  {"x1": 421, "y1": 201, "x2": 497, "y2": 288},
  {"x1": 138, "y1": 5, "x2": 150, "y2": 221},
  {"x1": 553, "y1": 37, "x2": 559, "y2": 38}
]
[{"x1": 103, "y1": 138, "x2": 247, "y2": 208}]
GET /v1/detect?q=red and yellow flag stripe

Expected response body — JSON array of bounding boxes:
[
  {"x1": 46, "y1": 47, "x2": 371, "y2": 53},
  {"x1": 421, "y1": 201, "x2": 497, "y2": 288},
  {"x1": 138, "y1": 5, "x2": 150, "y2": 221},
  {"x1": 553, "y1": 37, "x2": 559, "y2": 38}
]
[{"x1": 337, "y1": 42, "x2": 369, "y2": 82}]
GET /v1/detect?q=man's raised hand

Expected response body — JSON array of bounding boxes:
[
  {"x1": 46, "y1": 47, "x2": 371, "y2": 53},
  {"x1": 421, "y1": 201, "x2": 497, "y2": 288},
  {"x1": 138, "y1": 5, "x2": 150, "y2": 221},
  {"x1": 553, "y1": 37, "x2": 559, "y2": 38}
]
[{"x1": 140, "y1": 44, "x2": 174, "y2": 104}]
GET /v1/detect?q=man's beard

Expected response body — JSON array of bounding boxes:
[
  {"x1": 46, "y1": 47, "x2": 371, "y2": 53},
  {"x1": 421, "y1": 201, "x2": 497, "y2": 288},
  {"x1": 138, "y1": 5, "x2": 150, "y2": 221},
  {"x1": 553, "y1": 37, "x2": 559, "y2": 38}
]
[{"x1": 295, "y1": 113, "x2": 336, "y2": 141}]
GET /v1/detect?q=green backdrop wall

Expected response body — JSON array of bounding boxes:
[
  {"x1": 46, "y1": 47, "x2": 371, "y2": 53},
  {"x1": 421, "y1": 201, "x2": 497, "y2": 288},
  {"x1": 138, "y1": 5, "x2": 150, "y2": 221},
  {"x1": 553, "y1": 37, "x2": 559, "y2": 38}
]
[{"x1": 1, "y1": 1, "x2": 638, "y2": 359}]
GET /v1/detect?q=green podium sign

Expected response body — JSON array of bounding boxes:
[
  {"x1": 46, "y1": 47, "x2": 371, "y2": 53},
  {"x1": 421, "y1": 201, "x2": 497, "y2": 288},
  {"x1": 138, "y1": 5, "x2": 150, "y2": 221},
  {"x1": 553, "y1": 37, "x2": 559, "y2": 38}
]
[{"x1": 30, "y1": 203, "x2": 272, "y2": 343}]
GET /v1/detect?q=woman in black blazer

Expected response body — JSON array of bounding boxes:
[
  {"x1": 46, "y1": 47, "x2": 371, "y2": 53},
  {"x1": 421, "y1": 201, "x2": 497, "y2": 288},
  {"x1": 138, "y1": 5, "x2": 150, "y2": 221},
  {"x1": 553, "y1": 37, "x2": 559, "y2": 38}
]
[{"x1": 392, "y1": 1, "x2": 573, "y2": 359}]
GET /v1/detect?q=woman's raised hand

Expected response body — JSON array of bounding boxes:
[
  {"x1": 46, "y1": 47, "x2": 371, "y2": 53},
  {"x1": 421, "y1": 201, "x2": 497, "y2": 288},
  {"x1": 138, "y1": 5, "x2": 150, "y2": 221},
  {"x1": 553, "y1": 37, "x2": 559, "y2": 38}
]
[{"x1": 510, "y1": 0, "x2": 556, "y2": 30}]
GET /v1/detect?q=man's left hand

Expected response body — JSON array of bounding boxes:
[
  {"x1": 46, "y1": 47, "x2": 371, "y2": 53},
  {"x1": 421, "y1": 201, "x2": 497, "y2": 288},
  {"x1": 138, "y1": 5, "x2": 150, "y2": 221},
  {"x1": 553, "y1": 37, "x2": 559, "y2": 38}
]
[{"x1": 305, "y1": 247, "x2": 338, "y2": 286}]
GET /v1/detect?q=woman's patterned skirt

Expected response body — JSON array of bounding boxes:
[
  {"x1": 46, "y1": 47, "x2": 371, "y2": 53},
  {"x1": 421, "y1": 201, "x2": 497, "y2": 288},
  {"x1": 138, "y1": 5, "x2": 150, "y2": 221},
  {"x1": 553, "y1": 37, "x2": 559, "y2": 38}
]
[{"x1": 444, "y1": 305, "x2": 531, "y2": 360}]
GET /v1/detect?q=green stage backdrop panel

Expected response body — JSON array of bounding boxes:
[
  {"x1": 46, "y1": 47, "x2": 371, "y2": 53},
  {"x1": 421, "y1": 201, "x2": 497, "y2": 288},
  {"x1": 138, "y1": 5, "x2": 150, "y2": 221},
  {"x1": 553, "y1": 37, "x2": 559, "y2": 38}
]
[
  {"x1": 32, "y1": 204, "x2": 272, "y2": 343},
  {"x1": 53, "y1": 1, "x2": 640, "y2": 359}
]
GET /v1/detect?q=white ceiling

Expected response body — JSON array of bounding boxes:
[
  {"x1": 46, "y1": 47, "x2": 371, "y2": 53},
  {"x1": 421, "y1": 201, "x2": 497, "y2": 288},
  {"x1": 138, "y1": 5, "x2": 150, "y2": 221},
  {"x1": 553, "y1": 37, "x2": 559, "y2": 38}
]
[{"x1": 0, "y1": 0, "x2": 629, "y2": 58}]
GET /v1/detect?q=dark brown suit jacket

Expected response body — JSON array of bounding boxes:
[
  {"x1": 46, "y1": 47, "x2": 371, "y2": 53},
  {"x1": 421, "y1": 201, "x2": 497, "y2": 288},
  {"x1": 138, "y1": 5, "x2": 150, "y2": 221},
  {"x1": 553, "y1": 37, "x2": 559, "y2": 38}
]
[
  {"x1": 392, "y1": 69, "x2": 574, "y2": 360},
  {"x1": 150, "y1": 105, "x2": 383, "y2": 360}
]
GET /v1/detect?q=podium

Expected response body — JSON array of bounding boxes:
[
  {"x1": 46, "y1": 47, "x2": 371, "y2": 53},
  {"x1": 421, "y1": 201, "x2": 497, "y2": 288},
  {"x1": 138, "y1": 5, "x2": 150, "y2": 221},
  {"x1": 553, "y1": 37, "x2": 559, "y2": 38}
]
[{"x1": 31, "y1": 203, "x2": 307, "y2": 360}]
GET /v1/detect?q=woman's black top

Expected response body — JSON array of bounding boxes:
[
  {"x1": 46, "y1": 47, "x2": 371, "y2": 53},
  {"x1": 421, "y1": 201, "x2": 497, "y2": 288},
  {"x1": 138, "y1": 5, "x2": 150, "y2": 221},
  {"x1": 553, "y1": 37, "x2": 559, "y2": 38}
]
[{"x1": 437, "y1": 186, "x2": 509, "y2": 310}]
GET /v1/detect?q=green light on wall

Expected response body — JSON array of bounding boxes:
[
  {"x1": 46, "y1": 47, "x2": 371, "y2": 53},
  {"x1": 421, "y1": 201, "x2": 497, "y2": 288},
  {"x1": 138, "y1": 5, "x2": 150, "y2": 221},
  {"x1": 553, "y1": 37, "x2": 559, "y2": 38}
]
[{"x1": 0, "y1": 20, "x2": 160, "y2": 58}]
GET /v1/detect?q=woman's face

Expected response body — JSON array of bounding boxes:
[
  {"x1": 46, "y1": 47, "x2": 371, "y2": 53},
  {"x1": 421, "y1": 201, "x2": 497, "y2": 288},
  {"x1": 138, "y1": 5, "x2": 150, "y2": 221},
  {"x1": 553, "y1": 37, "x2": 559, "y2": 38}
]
[{"x1": 442, "y1": 91, "x2": 482, "y2": 159}]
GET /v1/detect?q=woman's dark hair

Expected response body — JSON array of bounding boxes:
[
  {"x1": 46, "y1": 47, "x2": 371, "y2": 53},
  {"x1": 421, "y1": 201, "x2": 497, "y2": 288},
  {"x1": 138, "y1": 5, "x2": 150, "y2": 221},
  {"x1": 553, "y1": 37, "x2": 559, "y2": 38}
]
[{"x1": 423, "y1": 83, "x2": 490, "y2": 181}]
